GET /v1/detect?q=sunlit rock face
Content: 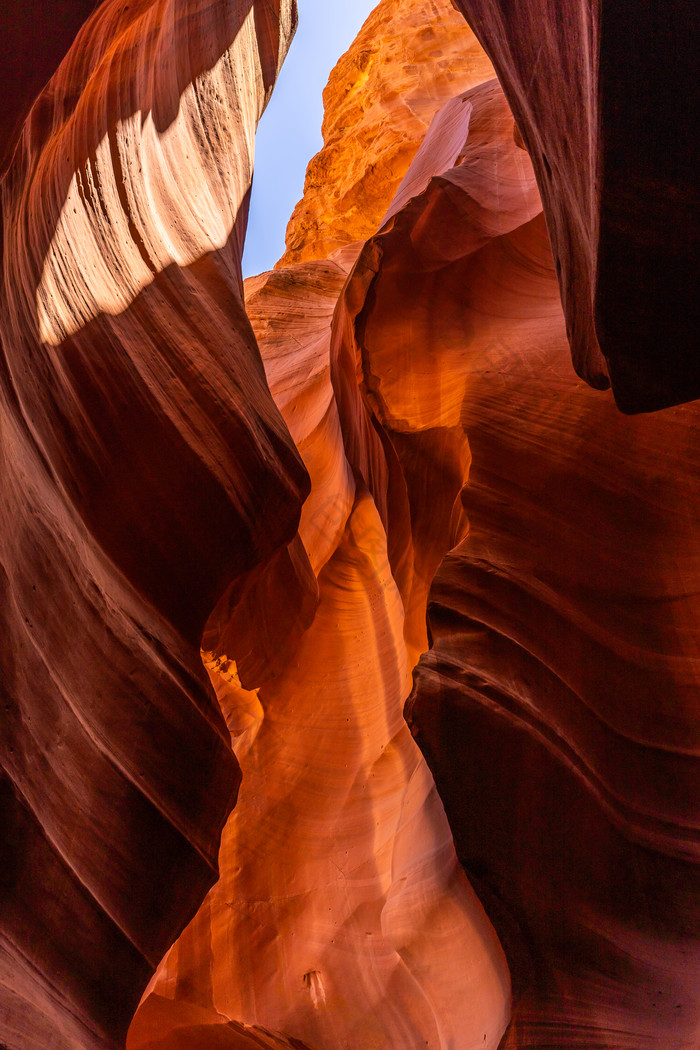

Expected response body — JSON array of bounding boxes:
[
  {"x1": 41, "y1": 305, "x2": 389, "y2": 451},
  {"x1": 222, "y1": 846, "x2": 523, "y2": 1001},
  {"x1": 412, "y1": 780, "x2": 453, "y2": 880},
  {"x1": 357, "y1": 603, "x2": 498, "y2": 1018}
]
[
  {"x1": 357, "y1": 71, "x2": 700, "y2": 1049},
  {"x1": 2, "y1": 2, "x2": 699, "y2": 1050},
  {"x1": 453, "y1": 0, "x2": 700, "y2": 412},
  {"x1": 135, "y1": 11, "x2": 700, "y2": 1049},
  {"x1": 134, "y1": 213, "x2": 510, "y2": 1050},
  {"x1": 279, "y1": 0, "x2": 494, "y2": 267},
  {"x1": 0, "y1": 2, "x2": 303, "y2": 1048},
  {"x1": 125, "y1": 11, "x2": 515, "y2": 1050}
]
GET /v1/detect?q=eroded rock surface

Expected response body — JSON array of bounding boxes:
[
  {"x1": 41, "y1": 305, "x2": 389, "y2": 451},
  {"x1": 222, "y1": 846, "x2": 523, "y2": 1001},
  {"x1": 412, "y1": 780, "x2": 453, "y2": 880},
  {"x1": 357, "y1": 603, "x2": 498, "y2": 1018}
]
[
  {"x1": 134, "y1": 236, "x2": 510, "y2": 1050},
  {"x1": 407, "y1": 370, "x2": 700, "y2": 1047},
  {"x1": 279, "y1": 0, "x2": 494, "y2": 266},
  {"x1": 355, "y1": 67, "x2": 700, "y2": 1044},
  {"x1": 2, "y1": 1, "x2": 699, "y2": 1049},
  {"x1": 0, "y1": 2, "x2": 303, "y2": 1047},
  {"x1": 453, "y1": 0, "x2": 700, "y2": 412}
]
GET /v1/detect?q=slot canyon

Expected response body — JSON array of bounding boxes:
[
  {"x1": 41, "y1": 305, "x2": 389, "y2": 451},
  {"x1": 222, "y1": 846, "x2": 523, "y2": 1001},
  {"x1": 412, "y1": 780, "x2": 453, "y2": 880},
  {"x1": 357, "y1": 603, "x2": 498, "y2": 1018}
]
[{"x1": 1, "y1": 1, "x2": 698, "y2": 1048}]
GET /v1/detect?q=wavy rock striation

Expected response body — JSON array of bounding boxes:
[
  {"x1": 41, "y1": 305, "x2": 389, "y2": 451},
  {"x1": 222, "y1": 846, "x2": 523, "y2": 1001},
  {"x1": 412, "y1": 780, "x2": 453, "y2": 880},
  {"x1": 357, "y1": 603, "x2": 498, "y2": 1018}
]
[
  {"x1": 0, "y1": 2, "x2": 304, "y2": 1048},
  {"x1": 407, "y1": 375, "x2": 700, "y2": 1047},
  {"x1": 2, "y1": 1, "x2": 699, "y2": 1049},
  {"x1": 134, "y1": 224, "x2": 510, "y2": 1050},
  {"x1": 314, "y1": 21, "x2": 700, "y2": 1044},
  {"x1": 368, "y1": 38, "x2": 700, "y2": 1050}
]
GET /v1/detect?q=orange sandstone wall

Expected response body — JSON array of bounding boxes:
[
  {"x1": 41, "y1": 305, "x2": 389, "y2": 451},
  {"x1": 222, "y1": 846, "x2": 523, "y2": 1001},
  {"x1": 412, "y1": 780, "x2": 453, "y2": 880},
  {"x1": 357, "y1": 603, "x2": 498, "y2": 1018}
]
[
  {"x1": 2, "y1": 1, "x2": 699, "y2": 1049},
  {"x1": 134, "y1": 201, "x2": 511, "y2": 1050},
  {"x1": 279, "y1": 0, "x2": 494, "y2": 266}
]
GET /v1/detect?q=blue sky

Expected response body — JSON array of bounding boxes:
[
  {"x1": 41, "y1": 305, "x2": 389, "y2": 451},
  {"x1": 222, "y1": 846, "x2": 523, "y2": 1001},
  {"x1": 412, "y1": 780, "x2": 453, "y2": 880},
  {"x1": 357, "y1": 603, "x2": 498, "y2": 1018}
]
[{"x1": 241, "y1": 0, "x2": 378, "y2": 278}]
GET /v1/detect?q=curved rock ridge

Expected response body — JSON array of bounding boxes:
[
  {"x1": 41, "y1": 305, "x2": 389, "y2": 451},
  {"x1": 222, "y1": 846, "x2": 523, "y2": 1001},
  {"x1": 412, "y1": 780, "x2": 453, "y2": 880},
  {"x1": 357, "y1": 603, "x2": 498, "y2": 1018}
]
[
  {"x1": 452, "y1": 0, "x2": 700, "y2": 413},
  {"x1": 3, "y1": 1, "x2": 699, "y2": 1048},
  {"x1": 318, "y1": 40, "x2": 700, "y2": 1046},
  {"x1": 0, "y1": 2, "x2": 305, "y2": 1048},
  {"x1": 127, "y1": 993, "x2": 316, "y2": 1049},
  {"x1": 373, "y1": 70, "x2": 700, "y2": 1050},
  {"x1": 331, "y1": 77, "x2": 548, "y2": 666},
  {"x1": 212, "y1": 48, "x2": 700, "y2": 1045},
  {"x1": 279, "y1": 0, "x2": 494, "y2": 267},
  {"x1": 132, "y1": 233, "x2": 511, "y2": 1047},
  {"x1": 406, "y1": 355, "x2": 700, "y2": 1047}
]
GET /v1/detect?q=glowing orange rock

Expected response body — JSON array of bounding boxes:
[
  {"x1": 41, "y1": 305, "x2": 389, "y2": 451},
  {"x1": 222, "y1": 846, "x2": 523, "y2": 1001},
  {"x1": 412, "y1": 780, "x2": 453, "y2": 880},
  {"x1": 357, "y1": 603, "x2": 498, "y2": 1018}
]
[
  {"x1": 134, "y1": 243, "x2": 511, "y2": 1048},
  {"x1": 3, "y1": 2, "x2": 699, "y2": 1049},
  {"x1": 323, "y1": 28, "x2": 700, "y2": 1048},
  {"x1": 279, "y1": 0, "x2": 494, "y2": 267}
]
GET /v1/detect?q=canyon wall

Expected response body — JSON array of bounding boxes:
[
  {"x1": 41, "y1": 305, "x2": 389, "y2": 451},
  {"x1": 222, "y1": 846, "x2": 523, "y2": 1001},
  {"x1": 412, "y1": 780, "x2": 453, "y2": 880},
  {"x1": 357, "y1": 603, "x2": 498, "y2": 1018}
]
[
  {"x1": 0, "y1": 2, "x2": 303, "y2": 1047},
  {"x1": 453, "y1": 0, "x2": 700, "y2": 412},
  {"x1": 131, "y1": 12, "x2": 514, "y2": 1044},
  {"x1": 1, "y1": 1, "x2": 699, "y2": 1049}
]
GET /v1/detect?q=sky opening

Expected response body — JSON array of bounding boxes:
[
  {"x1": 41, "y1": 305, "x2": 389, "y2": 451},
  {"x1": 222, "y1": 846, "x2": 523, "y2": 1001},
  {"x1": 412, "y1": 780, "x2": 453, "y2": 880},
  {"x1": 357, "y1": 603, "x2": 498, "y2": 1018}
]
[{"x1": 241, "y1": 0, "x2": 378, "y2": 279}]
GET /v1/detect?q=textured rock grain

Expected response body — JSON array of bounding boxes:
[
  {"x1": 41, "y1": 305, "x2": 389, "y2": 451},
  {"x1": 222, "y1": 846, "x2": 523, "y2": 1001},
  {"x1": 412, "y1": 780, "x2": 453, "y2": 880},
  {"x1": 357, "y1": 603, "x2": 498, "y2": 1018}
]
[
  {"x1": 279, "y1": 0, "x2": 494, "y2": 266},
  {"x1": 3, "y1": 2, "x2": 699, "y2": 1049},
  {"x1": 133, "y1": 242, "x2": 511, "y2": 1049},
  {"x1": 406, "y1": 350, "x2": 700, "y2": 1048},
  {"x1": 0, "y1": 3, "x2": 303, "y2": 1047}
]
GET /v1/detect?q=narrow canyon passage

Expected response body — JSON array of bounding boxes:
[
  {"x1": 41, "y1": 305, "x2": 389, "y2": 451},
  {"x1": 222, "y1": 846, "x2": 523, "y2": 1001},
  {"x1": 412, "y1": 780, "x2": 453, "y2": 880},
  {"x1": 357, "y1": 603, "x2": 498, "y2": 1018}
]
[{"x1": 1, "y1": 2, "x2": 699, "y2": 1049}]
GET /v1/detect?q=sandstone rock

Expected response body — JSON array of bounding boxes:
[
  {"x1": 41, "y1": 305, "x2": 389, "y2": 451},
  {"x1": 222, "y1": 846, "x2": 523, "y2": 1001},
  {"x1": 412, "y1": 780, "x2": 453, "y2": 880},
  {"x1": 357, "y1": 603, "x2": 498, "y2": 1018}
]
[
  {"x1": 279, "y1": 0, "x2": 494, "y2": 266},
  {"x1": 336, "y1": 39, "x2": 700, "y2": 1048},
  {"x1": 453, "y1": 0, "x2": 700, "y2": 412},
  {"x1": 2, "y1": 2, "x2": 699, "y2": 1049},
  {"x1": 128, "y1": 993, "x2": 315, "y2": 1049},
  {"x1": 406, "y1": 342, "x2": 700, "y2": 1047},
  {"x1": 133, "y1": 243, "x2": 511, "y2": 1049},
  {"x1": 343, "y1": 76, "x2": 549, "y2": 661},
  {"x1": 0, "y1": 3, "x2": 303, "y2": 1047}
]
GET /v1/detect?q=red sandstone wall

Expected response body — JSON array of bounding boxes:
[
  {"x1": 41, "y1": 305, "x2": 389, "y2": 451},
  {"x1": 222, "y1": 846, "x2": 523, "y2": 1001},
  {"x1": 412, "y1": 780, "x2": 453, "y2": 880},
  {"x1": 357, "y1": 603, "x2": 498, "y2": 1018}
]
[{"x1": 1, "y1": 2, "x2": 699, "y2": 1048}]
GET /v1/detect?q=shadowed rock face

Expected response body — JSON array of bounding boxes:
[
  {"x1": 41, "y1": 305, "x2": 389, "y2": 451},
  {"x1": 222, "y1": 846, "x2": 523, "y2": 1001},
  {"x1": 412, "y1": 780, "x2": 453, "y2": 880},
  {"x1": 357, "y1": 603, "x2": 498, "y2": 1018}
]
[
  {"x1": 2, "y1": 1, "x2": 699, "y2": 1049},
  {"x1": 391, "y1": 107, "x2": 700, "y2": 1045},
  {"x1": 1, "y1": 1, "x2": 100, "y2": 174},
  {"x1": 0, "y1": 2, "x2": 304, "y2": 1047},
  {"x1": 452, "y1": 0, "x2": 700, "y2": 413}
]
